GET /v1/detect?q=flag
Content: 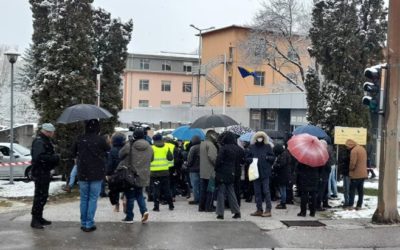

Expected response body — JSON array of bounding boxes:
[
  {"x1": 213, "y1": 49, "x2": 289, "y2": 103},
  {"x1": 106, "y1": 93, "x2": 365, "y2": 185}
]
[{"x1": 238, "y1": 66, "x2": 257, "y2": 78}]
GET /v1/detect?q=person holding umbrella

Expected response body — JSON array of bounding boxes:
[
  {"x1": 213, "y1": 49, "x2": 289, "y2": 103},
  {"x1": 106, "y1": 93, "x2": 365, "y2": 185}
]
[
  {"x1": 72, "y1": 119, "x2": 110, "y2": 232},
  {"x1": 249, "y1": 131, "x2": 275, "y2": 217}
]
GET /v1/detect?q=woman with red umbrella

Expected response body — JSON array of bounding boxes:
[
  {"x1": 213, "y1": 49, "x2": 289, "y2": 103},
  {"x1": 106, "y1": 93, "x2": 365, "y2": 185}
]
[{"x1": 287, "y1": 134, "x2": 329, "y2": 217}]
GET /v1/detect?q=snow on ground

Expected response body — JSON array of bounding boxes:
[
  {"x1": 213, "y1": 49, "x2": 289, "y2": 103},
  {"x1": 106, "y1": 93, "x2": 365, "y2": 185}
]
[
  {"x1": 0, "y1": 180, "x2": 65, "y2": 198},
  {"x1": 332, "y1": 169, "x2": 400, "y2": 219}
]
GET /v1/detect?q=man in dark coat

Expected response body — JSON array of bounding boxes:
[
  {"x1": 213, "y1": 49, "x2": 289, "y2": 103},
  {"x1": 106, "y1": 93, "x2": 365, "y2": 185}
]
[
  {"x1": 72, "y1": 119, "x2": 110, "y2": 232},
  {"x1": 187, "y1": 135, "x2": 201, "y2": 205},
  {"x1": 272, "y1": 144, "x2": 291, "y2": 209},
  {"x1": 30, "y1": 123, "x2": 60, "y2": 229},
  {"x1": 215, "y1": 131, "x2": 241, "y2": 219},
  {"x1": 249, "y1": 131, "x2": 275, "y2": 217}
]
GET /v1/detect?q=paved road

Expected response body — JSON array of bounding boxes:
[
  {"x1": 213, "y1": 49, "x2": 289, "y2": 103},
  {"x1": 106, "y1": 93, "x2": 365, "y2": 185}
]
[{"x1": 1, "y1": 197, "x2": 400, "y2": 249}]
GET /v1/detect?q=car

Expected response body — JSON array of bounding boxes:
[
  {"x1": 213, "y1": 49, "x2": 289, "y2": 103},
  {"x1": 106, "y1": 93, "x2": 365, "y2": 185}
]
[{"x1": 0, "y1": 143, "x2": 33, "y2": 180}]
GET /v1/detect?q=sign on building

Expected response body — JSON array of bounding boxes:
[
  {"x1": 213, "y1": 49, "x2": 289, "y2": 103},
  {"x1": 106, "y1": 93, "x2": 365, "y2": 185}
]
[{"x1": 334, "y1": 126, "x2": 367, "y2": 145}]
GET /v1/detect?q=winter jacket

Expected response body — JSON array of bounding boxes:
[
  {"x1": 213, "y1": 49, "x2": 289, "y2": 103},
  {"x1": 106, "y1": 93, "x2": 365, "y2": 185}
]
[
  {"x1": 272, "y1": 145, "x2": 291, "y2": 186},
  {"x1": 199, "y1": 134, "x2": 218, "y2": 179},
  {"x1": 215, "y1": 132, "x2": 238, "y2": 184},
  {"x1": 31, "y1": 132, "x2": 60, "y2": 179},
  {"x1": 187, "y1": 141, "x2": 201, "y2": 173},
  {"x1": 119, "y1": 139, "x2": 153, "y2": 187},
  {"x1": 296, "y1": 163, "x2": 320, "y2": 192},
  {"x1": 106, "y1": 134, "x2": 126, "y2": 175},
  {"x1": 338, "y1": 148, "x2": 350, "y2": 176},
  {"x1": 346, "y1": 139, "x2": 368, "y2": 179},
  {"x1": 248, "y1": 131, "x2": 275, "y2": 179},
  {"x1": 150, "y1": 140, "x2": 173, "y2": 177},
  {"x1": 72, "y1": 133, "x2": 110, "y2": 182}
]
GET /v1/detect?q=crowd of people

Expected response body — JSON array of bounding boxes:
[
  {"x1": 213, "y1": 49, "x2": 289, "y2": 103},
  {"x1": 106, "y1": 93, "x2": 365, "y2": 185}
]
[{"x1": 29, "y1": 120, "x2": 370, "y2": 232}]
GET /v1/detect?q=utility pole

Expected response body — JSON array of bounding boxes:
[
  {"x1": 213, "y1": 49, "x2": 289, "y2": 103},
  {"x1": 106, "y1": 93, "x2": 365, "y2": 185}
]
[{"x1": 372, "y1": 0, "x2": 400, "y2": 223}]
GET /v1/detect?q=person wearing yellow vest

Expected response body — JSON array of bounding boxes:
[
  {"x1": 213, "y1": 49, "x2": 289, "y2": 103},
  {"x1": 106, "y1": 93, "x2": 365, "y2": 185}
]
[{"x1": 151, "y1": 134, "x2": 174, "y2": 211}]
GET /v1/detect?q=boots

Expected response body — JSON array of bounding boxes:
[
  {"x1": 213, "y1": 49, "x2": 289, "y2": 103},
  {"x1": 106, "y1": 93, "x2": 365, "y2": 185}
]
[
  {"x1": 39, "y1": 217, "x2": 52, "y2": 225},
  {"x1": 31, "y1": 217, "x2": 44, "y2": 229}
]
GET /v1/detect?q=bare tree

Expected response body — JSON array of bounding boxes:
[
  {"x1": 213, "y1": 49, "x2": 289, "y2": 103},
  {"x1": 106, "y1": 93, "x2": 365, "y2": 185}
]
[{"x1": 240, "y1": 0, "x2": 313, "y2": 91}]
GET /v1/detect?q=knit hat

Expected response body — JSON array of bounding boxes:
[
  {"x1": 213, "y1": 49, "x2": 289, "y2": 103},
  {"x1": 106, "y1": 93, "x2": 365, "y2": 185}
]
[
  {"x1": 152, "y1": 133, "x2": 163, "y2": 142},
  {"x1": 133, "y1": 128, "x2": 145, "y2": 139},
  {"x1": 41, "y1": 123, "x2": 56, "y2": 132}
]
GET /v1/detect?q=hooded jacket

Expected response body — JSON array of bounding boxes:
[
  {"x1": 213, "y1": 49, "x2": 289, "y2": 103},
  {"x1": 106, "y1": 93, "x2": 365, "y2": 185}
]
[
  {"x1": 249, "y1": 131, "x2": 275, "y2": 179},
  {"x1": 199, "y1": 130, "x2": 218, "y2": 179},
  {"x1": 73, "y1": 126, "x2": 110, "y2": 182},
  {"x1": 215, "y1": 131, "x2": 241, "y2": 184},
  {"x1": 106, "y1": 133, "x2": 126, "y2": 175},
  {"x1": 187, "y1": 136, "x2": 201, "y2": 173},
  {"x1": 119, "y1": 139, "x2": 153, "y2": 187},
  {"x1": 345, "y1": 139, "x2": 368, "y2": 179}
]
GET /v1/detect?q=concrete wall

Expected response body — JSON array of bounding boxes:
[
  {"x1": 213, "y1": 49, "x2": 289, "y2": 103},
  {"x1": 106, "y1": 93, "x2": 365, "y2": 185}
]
[
  {"x1": 0, "y1": 124, "x2": 35, "y2": 148},
  {"x1": 119, "y1": 106, "x2": 250, "y2": 128}
]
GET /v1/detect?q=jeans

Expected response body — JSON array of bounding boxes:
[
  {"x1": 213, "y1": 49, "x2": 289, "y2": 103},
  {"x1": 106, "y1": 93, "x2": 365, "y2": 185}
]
[
  {"x1": 216, "y1": 183, "x2": 240, "y2": 217},
  {"x1": 189, "y1": 172, "x2": 200, "y2": 203},
  {"x1": 349, "y1": 178, "x2": 365, "y2": 208},
  {"x1": 278, "y1": 185, "x2": 287, "y2": 205},
  {"x1": 253, "y1": 177, "x2": 271, "y2": 212},
  {"x1": 125, "y1": 187, "x2": 147, "y2": 220},
  {"x1": 151, "y1": 176, "x2": 173, "y2": 209},
  {"x1": 328, "y1": 165, "x2": 338, "y2": 196},
  {"x1": 79, "y1": 180, "x2": 102, "y2": 228},
  {"x1": 68, "y1": 165, "x2": 77, "y2": 188},
  {"x1": 31, "y1": 176, "x2": 51, "y2": 218},
  {"x1": 343, "y1": 175, "x2": 350, "y2": 206}
]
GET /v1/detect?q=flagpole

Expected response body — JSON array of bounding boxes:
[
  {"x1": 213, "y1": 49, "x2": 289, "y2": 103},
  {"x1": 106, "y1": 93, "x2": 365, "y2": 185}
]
[{"x1": 223, "y1": 53, "x2": 226, "y2": 115}]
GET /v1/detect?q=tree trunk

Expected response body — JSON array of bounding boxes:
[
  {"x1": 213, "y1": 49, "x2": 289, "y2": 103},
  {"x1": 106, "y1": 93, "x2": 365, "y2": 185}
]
[{"x1": 372, "y1": 0, "x2": 400, "y2": 224}]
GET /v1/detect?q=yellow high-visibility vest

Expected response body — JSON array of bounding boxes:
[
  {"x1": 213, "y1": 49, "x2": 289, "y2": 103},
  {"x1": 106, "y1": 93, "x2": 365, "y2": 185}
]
[
  {"x1": 151, "y1": 145, "x2": 170, "y2": 172},
  {"x1": 165, "y1": 142, "x2": 175, "y2": 168}
]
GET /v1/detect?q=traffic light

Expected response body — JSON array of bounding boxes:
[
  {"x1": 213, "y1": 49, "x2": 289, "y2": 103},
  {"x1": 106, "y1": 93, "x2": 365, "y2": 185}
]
[{"x1": 362, "y1": 65, "x2": 384, "y2": 113}]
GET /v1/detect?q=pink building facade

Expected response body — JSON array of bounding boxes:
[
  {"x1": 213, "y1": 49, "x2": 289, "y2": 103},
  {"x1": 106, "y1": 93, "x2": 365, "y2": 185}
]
[{"x1": 123, "y1": 53, "x2": 198, "y2": 109}]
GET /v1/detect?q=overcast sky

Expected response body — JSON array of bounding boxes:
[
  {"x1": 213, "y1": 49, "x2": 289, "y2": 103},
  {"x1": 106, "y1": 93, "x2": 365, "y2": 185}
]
[
  {"x1": 0, "y1": 0, "x2": 265, "y2": 54},
  {"x1": 0, "y1": 0, "x2": 388, "y2": 54}
]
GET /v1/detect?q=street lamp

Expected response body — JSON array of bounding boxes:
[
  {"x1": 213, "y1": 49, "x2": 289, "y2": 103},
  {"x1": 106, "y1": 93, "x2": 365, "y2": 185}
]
[
  {"x1": 4, "y1": 49, "x2": 20, "y2": 184},
  {"x1": 189, "y1": 24, "x2": 214, "y2": 106}
]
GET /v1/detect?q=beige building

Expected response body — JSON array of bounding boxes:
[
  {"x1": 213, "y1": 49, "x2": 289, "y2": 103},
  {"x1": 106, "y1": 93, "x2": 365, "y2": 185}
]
[{"x1": 123, "y1": 53, "x2": 198, "y2": 109}]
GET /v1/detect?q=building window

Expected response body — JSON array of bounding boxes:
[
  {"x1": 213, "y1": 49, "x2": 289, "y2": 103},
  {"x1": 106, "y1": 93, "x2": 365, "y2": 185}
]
[
  {"x1": 250, "y1": 109, "x2": 261, "y2": 131},
  {"x1": 139, "y1": 100, "x2": 149, "y2": 107},
  {"x1": 162, "y1": 61, "x2": 171, "y2": 71},
  {"x1": 182, "y1": 82, "x2": 192, "y2": 93},
  {"x1": 183, "y1": 62, "x2": 192, "y2": 72},
  {"x1": 139, "y1": 79, "x2": 149, "y2": 91},
  {"x1": 264, "y1": 110, "x2": 277, "y2": 130},
  {"x1": 182, "y1": 101, "x2": 191, "y2": 105},
  {"x1": 161, "y1": 81, "x2": 171, "y2": 92},
  {"x1": 140, "y1": 59, "x2": 150, "y2": 70},
  {"x1": 254, "y1": 71, "x2": 265, "y2": 86},
  {"x1": 160, "y1": 100, "x2": 171, "y2": 106}
]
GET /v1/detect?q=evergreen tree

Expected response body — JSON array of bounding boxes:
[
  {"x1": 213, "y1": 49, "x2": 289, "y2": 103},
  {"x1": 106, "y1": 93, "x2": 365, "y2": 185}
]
[
  {"x1": 30, "y1": 0, "x2": 97, "y2": 174},
  {"x1": 92, "y1": 8, "x2": 133, "y2": 135},
  {"x1": 305, "y1": 0, "x2": 387, "y2": 134}
]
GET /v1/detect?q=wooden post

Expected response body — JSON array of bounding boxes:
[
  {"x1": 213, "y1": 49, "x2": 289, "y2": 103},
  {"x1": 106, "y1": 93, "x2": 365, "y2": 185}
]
[{"x1": 372, "y1": 0, "x2": 400, "y2": 223}]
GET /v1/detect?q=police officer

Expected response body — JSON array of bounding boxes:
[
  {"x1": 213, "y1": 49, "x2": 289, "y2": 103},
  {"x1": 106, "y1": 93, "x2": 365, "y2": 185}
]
[{"x1": 30, "y1": 123, "x2": 60, "y2": 229}]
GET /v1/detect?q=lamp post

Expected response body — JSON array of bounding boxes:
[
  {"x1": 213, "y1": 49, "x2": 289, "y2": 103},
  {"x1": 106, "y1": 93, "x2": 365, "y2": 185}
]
[
  {"x1": 4, "y1": 49, "x2": 20, "y2": 184},
  {"x1": 189, "y1": 24, "x2": 214, "y2": 106}
]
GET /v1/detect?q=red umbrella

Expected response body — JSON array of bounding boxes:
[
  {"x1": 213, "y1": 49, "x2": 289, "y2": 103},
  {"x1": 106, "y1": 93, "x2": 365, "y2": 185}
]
[{"x1": 287, "y1": 133, "x2": 329, "y2": 167}]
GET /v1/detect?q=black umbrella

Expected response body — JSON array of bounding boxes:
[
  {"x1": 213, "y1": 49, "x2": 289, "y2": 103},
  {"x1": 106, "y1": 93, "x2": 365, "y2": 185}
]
[
  {"x1": 190, "y1": 114, "x2": 238, "y2": 129},
  {"x1": 57, "y1": 104, "x2": 113, "y2": 124}
]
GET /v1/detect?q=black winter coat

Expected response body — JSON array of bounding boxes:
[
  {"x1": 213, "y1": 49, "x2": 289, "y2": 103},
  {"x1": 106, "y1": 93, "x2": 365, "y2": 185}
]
[
  {"x1": 249, "y1": 143, "x2": 275, "y2": 179},
  {"x1": 187, "y1": 142, "x2": 201, "y2": 173},
  {"x1": 31, "y1": 132, "x2": 60, "y2": 179},
  {"x1": 215, "y1": 132, "x2": 239, "y2": 184},
  {"x1": 73, "y1": 133, "x2": 110, "y2": 181},
  {"x1": 272, "y1": 150, "x2": 291, "y2": 186},
  {"x1": 296, "y1": 163, "x2": 320, "y2": 192}
]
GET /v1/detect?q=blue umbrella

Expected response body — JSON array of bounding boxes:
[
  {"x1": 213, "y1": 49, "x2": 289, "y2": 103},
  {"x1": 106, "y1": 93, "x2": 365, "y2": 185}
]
[
  {"x1": 239, "y1": 132, "x2": 255, "y2": 142},
  {"x1": 172, "y1": 125, "x2": 205, "y2": 141},
  {"x1": 293, "y1": 124, "x2": 331, "y2": 143}
]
